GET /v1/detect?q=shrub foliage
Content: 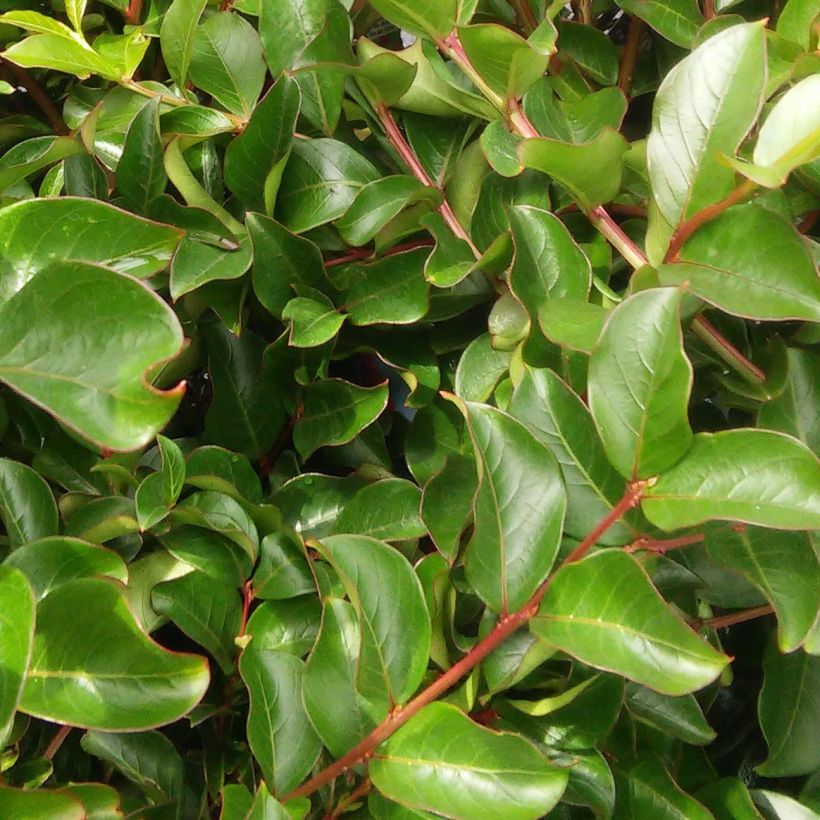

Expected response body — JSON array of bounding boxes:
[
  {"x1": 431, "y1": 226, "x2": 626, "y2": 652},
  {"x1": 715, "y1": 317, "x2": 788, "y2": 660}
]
[{"x1": 0, "y1": 0, "x2": 818, "y2": 817}]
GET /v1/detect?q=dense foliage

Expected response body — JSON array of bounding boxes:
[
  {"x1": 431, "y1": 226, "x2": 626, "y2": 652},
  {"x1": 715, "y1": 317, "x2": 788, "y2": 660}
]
[{"x1": 0, "y1": 0, "x2": 818, "y2": 816}]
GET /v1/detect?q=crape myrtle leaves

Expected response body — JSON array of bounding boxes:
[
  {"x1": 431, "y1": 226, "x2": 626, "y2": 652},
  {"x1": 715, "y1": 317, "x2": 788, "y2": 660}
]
[
  {"x1": 116, "y1": 98, "x2": 166, "y2": 215},
  {"x1": 369, "y1": 703, "x2": 568, "y2": 820},
  {"x1": 647, "y1": 23, "x2": 766, "y2": 236},
  {"x1": 160, "y1": 0, "x2": 207, "y2": 88},
  {"x1": 624, "y1": 683, "x2": 716, "y2": 745},
  {"x1": 317, "y1": 535, "x2": 431, "y2": 705},
  {"x1": 588, "y1": 288, "x2": 693, "y2": 480},
  {"x1": 0, "y1": 787, "x2": 86, "y2": 818},
  {"x1": 293, "y1": 379, "x2": 389, "y2": 459},
  {"x1": 613, "y1": 759, "x2": 713, "y2": 819},
  {"x1": 459, "y1": 400, "x2": 566, "y2": 614},
  {"x1": 246, "y1": 597, "x2": 322, "y2": 657},
  {"x1": 757, "y1": 641, "x2": 820, "y2": 777},
  {"x1": 0, "y1": 567, "x2": 34, "y2": 747},
  {"x1": 704, "y1": 525, "x2": 820, "y2": 652},
  {"x1": 0, "y1": 262, "x2": 184, "y2": 451},
  {"x1": 238, "y1": 646, "x2": 321, "y2": 796},
  {"x1": 531, "y1": 551, "x2": 729, "y2": 695},
  {"x1": 224, "y1": 76, "x2": 300, "y2": 214},
  {"x1": 0, "y1": 198, "x2": 183, "y2": 303},
  {"x1": 335, "y1": 479, "x2": 426, "y2": 541},
  {"x1": 368, "y1": 0, "x2": 457, "y2": 42},
  {"x1": 659, "y1": 205, "x2": 820, "y2": 322},
  {"x1": 509, "y1": 368, "x2": 634, "y2": 545},
  {"x1": 616, "y1": 0, "x2": 704, "y2": 48},
  {"x1": 20, "y1": 578, "x2": 209, "y2": 730},
  {"x1": 642, "y1": 430, "x2": 820, "y2": 531},
  {"x1": 0, "y1": 459, "x2": 58, "y2": 548}
]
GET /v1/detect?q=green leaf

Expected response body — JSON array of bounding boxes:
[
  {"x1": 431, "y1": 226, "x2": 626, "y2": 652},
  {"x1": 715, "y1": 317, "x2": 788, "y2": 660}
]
[
  {"x1": 2, "y1": 34, "x2": 120, "y2": 80},
  {"x1": 160, "y1": 0, "x2": 207, "y2": 88},
  {"x1": 556, "y1": 21, "x2": 619, "y2": 86},
  {"x1": 253, "y1": 532, "x2": 314, "y2": 600},
  {"x1": 368, "y1": 0, "x2": 457, "y2": 41},
  {"x1": 697, "y1": 778, "x2": 764, "y2": 820},
  {"x1": 293, "y1": 379, "x2": 388, "y2": 459},
  {"x1": 518, "y1": 128, "x2": 629, "y2": 210},
  {"x1": 642, "y1": 430, "x2": 820, "y2": 531},
  {"x1": 3, "y1": 537, "x2": 127, "y2": 600},
  {"x1": 0, "y1": 788, "x2": 84, "y2": 819},
  {"x1": 459, "y1": 23, "x2": 552, "y2": 99},
  {"x1": 647, "y1": 23, "x2": 766, "y2": 233},
  {"x1": 189, "y1": 13, "x2": 265, "y2": 118},
  {"x1": 588, "y1": 288, "x2": 693, "y2": 480},
  {"x1": 319, "y1": 534, "x2": 431, "y2": 704},
  {"x1": 303, "y1": 597, "x2": 385, "y2": 757},
  {"x1": 0, "y1": 262, "x2": 184, "y2": 451},
  {"x1": 247, "y1": 213, "x2": 328, "y2": 318},
  {"x1": 454, "y1": 333, "x2": 511, "y2": 402},
  {"x1": 758, "y1": 348, "x2": 820, "y2": 453},
  {"x1": 246, "y1": 597, "x2": 321, "y2": 657},
  {"x1": 276, "y1": 473, "x2": 367, "y2": 539},
  {"x1": 246, "y1": 783, "x2": 290, "y2": 820},
  {"x1": 0, "y1": 567, "x2": 34, "y2": 746},
  {"x1": 116, "y1": 98, "x2": 166, "y2": 215},
  {"x1": 614, "y1": 760, "x2": 713, "y2": 819},
  {"x1": 660, "y1": 205, "x2": 820, "y2": 322},
  {"x1": 335, "y1": 479, "x2": 426, "y2": 541},
  {"x1": 239, "y1": 647, "x2": 322, "y2": 796},
  {"x1": 0, "y1": 136, "x2": 83, "y2": 194},
  {"x1": 224, "y1": 76, "x2": 300, "y2": 214},
  {"x1": 509, "y1": 367, "x2": 634, "y2": 544},
  {"x1": 531, "y1": 551, "x2": 728, "y2": 695},
  {"x1": 705, "y1": 525, "x2": 819, "y2": 652},
  {"x1": 508, "y1": 206, "x2": 591, "y2": 339},
  {"x1": 20, "y1": 578, "x2": 209, "y2": 729},
  {"x1": 81, "y1": 729, "x2": 183, "y2": 804},
  {"x1": 203, "y1": 324, "x2": 285, "y2": 459},
  {"x1": 344, "y1": 247, "x2": 430, "y2": 326},
  {"x1": 186, "y1": 446, "x2": 263, "y2": 503},
  {"x1": 625, "y1": 682, "x2": 716, "y2": 745},
  {"x1": 282, "y1": 292, "x2": 345, "y2": 348},
  {"x1": 538, "y1": 297, "x2": 606, "y2": 354},
  {"x1": 0, "y1": 459, "x2": 58, "y2": 548},
  {"x1": 0, "y1": 197, "x2": 183, "y2": 303},
  {"x1": 370, "y1": 702, "x2": 568, "y2": 820},
  {"x1": 171, "y1": 232, "x2": 252, "y2": 299},
  {"x1": 776, "y1": 0, "x2": 818, "y2": 49},
  {"x1": 616, "y1": 0, "x2": 704, "y2": 48},
  {"x1": 162, "y1": 526, "x2": 251, "y2": 587},
  {"x1": 459, "y1": 400, "x2": 566, "y2": 614},
  {"x1": 757, "y1": 642, "x2": 820, "y2": 777},
  {"x1": 61, "y1": 783, "x2": 122, "y2": 819},
  {"x1": 277, "y1": 138, "x2": 380, "y2": 233},
  {"x1": 421, "y1": 453, "x2": 477, "y2": 562},
  {"x1": 152, "y1": 571, "x2": 241, "y2": 673},
  {"x1": 337, "y1": 176, "x2": 437, "y2": 247}
]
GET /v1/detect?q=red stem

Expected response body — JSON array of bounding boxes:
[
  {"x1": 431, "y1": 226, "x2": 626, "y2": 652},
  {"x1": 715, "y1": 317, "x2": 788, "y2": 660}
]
[
  {"x1": 625, "y1": 533, "x2": 705, "y2": 554},
  {"x1": 44, "y1": 725, "x2": 72, "y2": 760},
  {"x1": 324, "y1": 238, "x2": 434, "y2": 268},
  {"x1": 797, "y1": 210, "x2": 817, "y2": 234},
  {"x1": 1, "y1": 60, "x2": 67, "y2": 135},
  {"x1": 695, "y1": 604, "x2": 773, "y2": 631},
  {"x1": 284, "y1": 483, "x2": 645, "y2": 802},
  {"x1": 510, "y1": 0, "x2": 538, "y2": 33},
  {"x1": 665, "y1": 180, "x2": 757, "y2": 262},
  {"x1": 691, "y1": 315, "x2": 766, "y2": 383},
  {"x1": 618, "y1": 16, "x2": 643, "y2": 97},
  {"x1": 125, "y1": 0, "x2": 143, "y2": 24},
  {"x1": 326, "y1": 777, "x2": 372, "y2": 819}
]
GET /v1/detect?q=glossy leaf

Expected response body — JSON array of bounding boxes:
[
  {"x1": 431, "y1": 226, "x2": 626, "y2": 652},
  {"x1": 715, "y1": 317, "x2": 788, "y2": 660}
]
[
  {"x1": 370, "y1": 702, "x2": 568, "y2": 820},
  {"x1": 335, "y1": 479, "x2": 426, "y2": 541},
  {"x1": 0, "y1": 788, "x2": 85, "y2": 819},
  {"x1": 0, "y1": 567, "x2": 34, "y2": 745},
  {"x1": 532, "y1": 551, "x2": 728, "y2": 695},
  {"x1": 0, "y1": 459, "x2": 58, "y2": 548},
  {"x1": 0, "y1": 197, "x2": 182, "y2": 303},
  {"x1": 614, "y1": 760, "x2": 713, "y2": 819},
  {"x1": 625, "y1": 682, "x2": 716, "y2": 745},
  {"x1": 160, "y1": 0, "x2": 207, "y2": 88},
  {"x1": 368, "y1": 0, "x2": 456, "y2": 40},
  {"x1": 538, "y1": 298, "x2": 606, "y2": 354},
  {"x1": 643, "y1": 430, "x2": 820, "y2": 531},
  {"x1": 253, "y1": 532, "x2": 314, "y2": 600},
  {"x1": 319, "y1": 534, "x2": 431, "y2": 704},
  {"x1": 460, "y1": 401, "x2": 566, "y2": 614},
  {"x1": 239, "y1": 646, "x2": 322, "y2": 796},
  {"x1": 21, "y1": 578, "x2": 209, "y2": 729},
  {"x1": 617, "y1": 0, "x2": 704, "y2": 47},
  {"x1": 293, "y1": 379, "x2": 388, "y2": 459},
  {"x1": 588, "y1": 288, "x2": 693, "y2": 479},
  {"x1": 647, "y1": 23, "x2": 766, "y2": 232},
  {"x1": 509, "y1": 367, "x2": 634, "y2": 544},
  {"x1": 0, "y1": 263, "x2": 183, "y2": 450},
  {"x1": 758, "y1": 641, "x2": 820, "y2": 777},
  {"x1": 116, "y1": 98, "x2": 166, "y2": 215},
  {"x1": 246, "y1": 597, "x2": 322, "y2": 657},
  {"x1": 282, "y1": 293, "x2": 346, "y2": 348}
]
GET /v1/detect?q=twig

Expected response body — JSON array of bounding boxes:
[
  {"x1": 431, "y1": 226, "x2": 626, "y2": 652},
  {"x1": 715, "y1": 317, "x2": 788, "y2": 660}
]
[
  {"x1": 283, "y1": 482, "x2": 646, "y2": 801},
  {"x1": 510, "y1": 0, "x2": 538, "y2": 34},
  {"x1": 324, "y1": 239, "x2": 434, "y2": 268},
  {"x1": 691, "y1": 315, "x2": 766, "y2": 384},
  {"x1": 326, "y1": 777, "x2": 372, "y2": 819},
  {"x1": 665, "y1": 179, "x2": 757, "y2": 261},
  {"x1": 703, "y1": 0, "x2": 716, "y2": 20},
  {"x1": 618, "y1": 16, "x2": 643, "y2": 97},
  {"x1": 694, "y1": 604, "x2": 774, "y2": 631},
  {"x1": 44, "y1": 725, "x2": 72, "y2": 760},
  {"x1": 625, "y1": 533, "x2": 705, "y2": 554},
  {"x1": 124, "y1": 0, "x2": 143, "y2": 24},
  {"x1": 0, "y1": 59, "x2": 68, "y2": 135}
]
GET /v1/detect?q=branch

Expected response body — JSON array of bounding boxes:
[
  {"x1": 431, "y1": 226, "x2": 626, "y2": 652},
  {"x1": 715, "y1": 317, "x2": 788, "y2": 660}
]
[
  {"x1": 44, "y1": 725, "x2": 72, "y2": 760},
  {"x1": 510, "y1": 0, "x2": 538, "y2": 34},
  {"x1": 324, "y1": 238, "x2": 434, "y2": 268},
  {"x1": 1, "y1": 59, "x2": 68, "y2": 135},
  {"x1": 625, "y1": 533, "x2": 705, "y2": 554},
  {"x1": 665, "y1": 179, "x2": 757, "y2": 261},
  {"x1": 125, "y1": 0, "x2": 143, "y2": 24},
  {"x1": 618, "y1": 16, "x2": 643, "y2": 97},
  {"x1": 690, "y1": 315, "x2": 766, "y2": 384},
  {"x1": 326, "y1": 777, "x2": 372, "y2": 819},
  {"x1": 283, "y1": 482, "x2": 646, "y2": 801},
  {"x1": 694, "y1": 604, "x2": 773, "y2": 631}
]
